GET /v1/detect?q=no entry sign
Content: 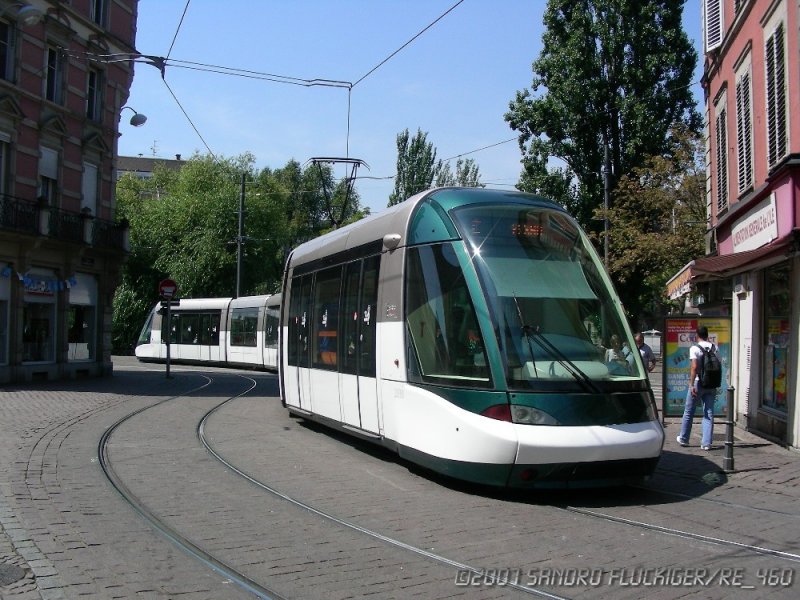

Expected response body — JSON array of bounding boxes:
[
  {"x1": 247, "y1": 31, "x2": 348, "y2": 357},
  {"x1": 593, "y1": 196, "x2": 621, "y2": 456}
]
[{"x1": 159, "y1": 278, "x2": 178, "y2": 300}]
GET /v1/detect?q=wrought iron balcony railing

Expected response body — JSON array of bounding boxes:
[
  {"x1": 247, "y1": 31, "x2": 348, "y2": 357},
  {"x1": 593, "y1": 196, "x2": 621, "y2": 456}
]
[{"x1": 0, "y1": 193, "x2": 128, "y2": 252}]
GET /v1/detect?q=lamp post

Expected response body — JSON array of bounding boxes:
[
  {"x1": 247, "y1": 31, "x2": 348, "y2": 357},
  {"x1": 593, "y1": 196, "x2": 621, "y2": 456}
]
[
  {"x1": 0, "y1": 3, "x2": 43, "y2": 26},
  {"x1": 121, "y1": 106, "x2": 147, "y2": 127}
]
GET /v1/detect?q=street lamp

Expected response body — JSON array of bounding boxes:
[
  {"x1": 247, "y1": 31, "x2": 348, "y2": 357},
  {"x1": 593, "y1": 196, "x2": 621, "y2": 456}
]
[
  {"x1": 1, "y1": 3, "x2": 44, "y2": 26},
  {"x1": 121, "y1": 106, "x2": 147, "y2": 127}
]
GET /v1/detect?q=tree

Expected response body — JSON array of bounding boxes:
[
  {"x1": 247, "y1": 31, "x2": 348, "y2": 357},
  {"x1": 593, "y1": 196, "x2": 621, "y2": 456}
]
[
  {"x1": 598, "y1": 126, "x2": 706, "y2": 327},
  {"x1": 505, "y1": 0, "x2": 701, "y2": 228},
  {"x1": 112, "y1": 154, "x2": 366, "y2": 353},
  {"x1": 388, "y1": 128, "x2": 439, "y2": 206},
  {"x1": 434, "y1": 158, "x2": 484, "y2": 188}
]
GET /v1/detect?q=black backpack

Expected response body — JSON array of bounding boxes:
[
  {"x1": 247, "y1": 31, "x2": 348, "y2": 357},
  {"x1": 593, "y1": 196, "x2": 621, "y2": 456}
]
[{"x1": 695, "y1": 343, "x2": 722, "y2": 388}]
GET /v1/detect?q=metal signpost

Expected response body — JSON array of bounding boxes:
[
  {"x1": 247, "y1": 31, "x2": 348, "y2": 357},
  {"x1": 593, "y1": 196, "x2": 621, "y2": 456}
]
[{"x1": 158, "y1": 279, "x2": 178, "y2": 378}]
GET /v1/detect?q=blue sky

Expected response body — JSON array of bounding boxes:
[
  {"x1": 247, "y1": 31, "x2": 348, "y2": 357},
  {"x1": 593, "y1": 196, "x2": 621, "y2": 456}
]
[{"x1": 119, "y1": 0, "x2": 704, "y2": 214}]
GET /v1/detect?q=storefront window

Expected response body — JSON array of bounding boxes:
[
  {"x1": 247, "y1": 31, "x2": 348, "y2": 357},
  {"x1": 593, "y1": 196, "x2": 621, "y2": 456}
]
[
  {"x1": 762, "y1": 263, "x2": 790, "y2": 414},
  {"x1": 0, "y1": 299, "x2": 7, "y2": 364},
  {"x1": 23, "y1": 303, "x2": 55, "y2": 362},
  {"x1": 68, "y1": 273, "x2": 97, "y2": 361},
  {"x1": 1, "y1": 267, "x2": 8, "y2": 364},
  {"x1": 67, "y1": 305, "x2": 94, "y2": 360}
]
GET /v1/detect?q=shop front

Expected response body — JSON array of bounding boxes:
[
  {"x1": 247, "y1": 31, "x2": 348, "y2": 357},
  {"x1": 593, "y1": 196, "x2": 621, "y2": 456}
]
[{"x1": 666, "y1": 196, "x2": 798, "y2": 448}]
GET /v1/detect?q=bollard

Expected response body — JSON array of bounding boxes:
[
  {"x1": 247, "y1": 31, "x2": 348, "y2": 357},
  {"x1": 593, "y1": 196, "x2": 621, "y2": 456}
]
[{"x1": 723, "y1": 385, "x2": 735, "y2": 472}]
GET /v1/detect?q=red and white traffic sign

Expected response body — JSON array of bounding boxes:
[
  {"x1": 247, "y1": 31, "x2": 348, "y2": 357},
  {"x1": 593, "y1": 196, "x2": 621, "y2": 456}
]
[{"x1": 159, "y1": 278, "x2": 178, "y2": 300}]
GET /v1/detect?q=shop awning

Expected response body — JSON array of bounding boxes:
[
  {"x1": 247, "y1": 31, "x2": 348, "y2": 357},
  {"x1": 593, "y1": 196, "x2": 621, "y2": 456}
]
[{"x1": 665, "y1": 232, "x2": 797, "y2": 300}]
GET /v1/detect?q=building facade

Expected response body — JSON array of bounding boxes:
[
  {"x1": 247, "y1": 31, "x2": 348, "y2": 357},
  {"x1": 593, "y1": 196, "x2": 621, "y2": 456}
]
[
  {"x1": 0, "y1": 0, "x2": 138, "y2": 383},
  {"x1": 667, "y1": 0, "x2": 799, "y2": 447}
]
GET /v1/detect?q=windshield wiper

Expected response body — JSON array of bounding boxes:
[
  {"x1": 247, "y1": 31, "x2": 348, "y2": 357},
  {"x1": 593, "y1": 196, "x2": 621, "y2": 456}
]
[
  {"x1": 522, "y1": 323, "x2": 601, "y2": 394},
  {"x1": 511, "y1": 295, "x2": 538, "y2": 378}
]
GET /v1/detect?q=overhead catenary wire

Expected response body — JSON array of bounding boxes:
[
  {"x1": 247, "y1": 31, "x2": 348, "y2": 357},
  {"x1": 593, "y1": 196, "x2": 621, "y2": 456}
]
[
  {"x1": 161, "y1": 78, "x2": 215, "y2": 158},
  {"x1": 352, "y1": 0, "x2": 465, "y2": 88},
  {"x1": 441, "y1": 137, "x2": 518, "y2": 162},
  {"x1": 166, "y1": 0, "x2": 191, "y2": 60},
  {"x1": 109, "y1": 1, "x2": 513, "y2": 185}
]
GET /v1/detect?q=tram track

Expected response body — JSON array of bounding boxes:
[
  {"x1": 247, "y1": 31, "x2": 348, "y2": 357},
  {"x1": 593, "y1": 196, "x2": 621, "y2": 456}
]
[
  {"x1": 99, "y1": 367, "x2": 798, "y2": 599},
  {"x1": 197, "y1": 378, "x2": 566, "y2": 599},
  {"x1": 100, "y1": 371, "x2": 565, "y2": 599},
  {"x1": 558, "y1": 504, "x2": 800, "y2": 563},
  {"x1": 98, "y1": 373, "x2": 287, "y2": 600}
]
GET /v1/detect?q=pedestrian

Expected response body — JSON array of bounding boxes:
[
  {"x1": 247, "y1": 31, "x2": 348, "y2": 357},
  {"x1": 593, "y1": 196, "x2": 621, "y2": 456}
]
[
  {"x1": 676, "y1": 325, "x2": 717, "y2": 450},
  {"x1": 635, "y1": 333, "x2": 656, "y2": 372}
]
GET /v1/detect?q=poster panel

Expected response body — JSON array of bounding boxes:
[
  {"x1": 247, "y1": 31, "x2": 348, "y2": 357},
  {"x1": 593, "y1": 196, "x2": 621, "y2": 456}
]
[{"x1": 662, "y1": 317, "x2": 731, "y2": 418}]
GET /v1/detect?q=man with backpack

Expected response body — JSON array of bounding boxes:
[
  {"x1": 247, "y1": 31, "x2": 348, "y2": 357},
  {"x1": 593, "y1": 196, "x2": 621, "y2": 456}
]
[{"x1": 677, "y1": 325, "x2": 721, "y2": 450}]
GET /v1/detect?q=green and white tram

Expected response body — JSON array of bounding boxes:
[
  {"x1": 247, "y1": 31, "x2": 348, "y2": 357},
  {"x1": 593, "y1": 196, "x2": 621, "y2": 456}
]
[{"x1": 280, "y1": 188, "x2": 664, "y2": 488}]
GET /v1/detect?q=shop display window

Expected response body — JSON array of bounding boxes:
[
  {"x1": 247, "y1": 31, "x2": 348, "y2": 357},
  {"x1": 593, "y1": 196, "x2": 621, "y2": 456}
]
[{"x1": 762, "y1": 263, "x2": 790, "y2": 414}]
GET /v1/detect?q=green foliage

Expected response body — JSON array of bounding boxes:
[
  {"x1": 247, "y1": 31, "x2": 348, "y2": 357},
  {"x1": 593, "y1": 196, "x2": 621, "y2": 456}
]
[
  {"x1": 597, "y1": 127, "x2": 706, "y2": 327},
  {"x1": 389, "y1": 128, "x2": 439, "y2": 206},
  {"x1": 112, "y1": 154, "x2": 364, "y2": 353},
  {"x1": 389, "y1": 129, "x2": 486, "y2": 205},
  {"x1": 434, "y1": 158, "x2": 484, "y2": 188},
  {"x1": 505, "y1": 0, "x2": 701, "y2": 229}
]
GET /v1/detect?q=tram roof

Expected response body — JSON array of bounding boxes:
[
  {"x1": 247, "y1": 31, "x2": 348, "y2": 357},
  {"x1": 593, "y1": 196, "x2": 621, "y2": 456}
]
[
  {"x1": 166, "y1": 297, "x2": 232, "y2": 311},
  {"x1": 229, "y1": 294, "x2": 278, "y2": 309},
  {"x1": 288, "y1": 187, "x2": 561, "y2": 268}
]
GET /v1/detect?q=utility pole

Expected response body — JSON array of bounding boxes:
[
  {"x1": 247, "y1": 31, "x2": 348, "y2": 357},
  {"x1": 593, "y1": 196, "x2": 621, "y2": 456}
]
[
  {"x1": 236, "y1": 172, "x2": 245, "y2": 298},
  {"x1": 603, "y1": 141, "x2": 610, "y2": 269}
]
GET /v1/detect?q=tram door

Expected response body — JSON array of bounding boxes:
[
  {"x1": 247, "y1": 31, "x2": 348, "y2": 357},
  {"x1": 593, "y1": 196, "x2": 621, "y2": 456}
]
[
  {"x1": 262, "y1": 303, "x2": 280, "y2": 369},
  {"x1": 200, "y1": 312, "x2": 222, "y2": 362},
  {"x1": 295, "y1": 277, "x2": 313, "y2": 410},
  {"x1": 339, "y1": 257, "x2": 380, "y2": 433}
]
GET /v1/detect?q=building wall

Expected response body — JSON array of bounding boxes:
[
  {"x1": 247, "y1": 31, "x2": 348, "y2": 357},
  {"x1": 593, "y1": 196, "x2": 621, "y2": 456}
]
[
  {"x1": 702, "y1": 0, "x2": 799, "y2": 447},
  {"x1": 0, "y1": 0, "x2": 138, "y2": 383}
]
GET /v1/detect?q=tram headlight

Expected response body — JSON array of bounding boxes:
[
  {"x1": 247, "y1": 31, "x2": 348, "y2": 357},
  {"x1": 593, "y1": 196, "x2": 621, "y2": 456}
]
[{"x1": 510, "y1": 405, "x2": 560, "y2": 425}]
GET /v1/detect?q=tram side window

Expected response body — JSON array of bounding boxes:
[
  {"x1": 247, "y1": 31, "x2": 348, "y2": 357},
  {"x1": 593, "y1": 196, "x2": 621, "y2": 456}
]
[
  {"x1": 288, "y1": 278, "x2": 301, "y2": 366},
  {"x1": 180, "y1": 313, "x2": 199, "y2": 344},
  {"x1": 167, "y1": 313, "x2": 179, "y2": 344},
  {"x1": 288, "y1": 276, "x2": 312, "y2": 367},
  {"x1": 340, "y1": 256, "x2": 380, "y2": 377},
  {"x1": 341, "y1": 262, "x2": 361, "y2": 375},
  {"x1": 312, "y1": 266, "x2": 342, "y2": 370},
  {"x1": 207, "y1": 312, "x2": 221, "y2": 345},
  {"x1": 360, "y1": 256, "x2": 379, "y2": 378},
  {"x1": 231, "y1": 308, "x2": 258, "y2": 347},
  {"x1": 405, "y1": 243, "x2": 490, "y2": 385},
  {"x1": 264, "y1": 305, "x2": 279, "y2": 350},
  {"x1": 197, "y1": 312, "x2": 221, "y2": 345}
]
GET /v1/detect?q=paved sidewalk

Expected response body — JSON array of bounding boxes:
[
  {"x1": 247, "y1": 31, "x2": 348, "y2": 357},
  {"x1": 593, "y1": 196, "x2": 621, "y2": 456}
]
[{"x1": 1, "y1": 357, "x2": 798, "y2": 599}]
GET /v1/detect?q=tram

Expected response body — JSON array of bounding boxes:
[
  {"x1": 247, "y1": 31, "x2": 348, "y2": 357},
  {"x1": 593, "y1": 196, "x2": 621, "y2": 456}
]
[
  {"x1": 134, "y1": 294, "x2": 280, "y2": 370},
  {"x1": 280, "y1": 187, "x2": 664, "y2": 488}
]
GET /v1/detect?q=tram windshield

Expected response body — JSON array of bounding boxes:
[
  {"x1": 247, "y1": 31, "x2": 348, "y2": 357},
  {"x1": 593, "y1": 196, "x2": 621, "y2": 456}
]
[{"x1": 451, "y1": 203, "x2": 644, "y2": 390}]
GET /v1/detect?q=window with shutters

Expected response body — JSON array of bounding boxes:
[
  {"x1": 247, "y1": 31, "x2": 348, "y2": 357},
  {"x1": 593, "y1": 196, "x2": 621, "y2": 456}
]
[
  {"x1": 703, "y1": 0, "x2": 723, "y2": 52},
  {"x1": 764, "y1": 21, "x2": 787, "y2": 169},
  {"x1": 38, "y1": 147, "x2": 59, "y2": 205},
  {"x1": 0, "y1": 21, "x2": 14, "y2": 82},
  {"x1": 86, "y1": 68, "x2": 102, "y2": 121},
  {"x1": 735, "y1": 63, "x2": 753, "y2": 194},
  {"x1": 82, "y1": 163, "x2": 98, "y2": 215},
  {"x1": 45, "y1": 47, "x2": 64, "y2": 104},
  {"x1": 91, "y1": 0, "x2": 108, "y2": 27},
  {"x1": 714, "y1": 98, "x2": 728, "y2": 214}
]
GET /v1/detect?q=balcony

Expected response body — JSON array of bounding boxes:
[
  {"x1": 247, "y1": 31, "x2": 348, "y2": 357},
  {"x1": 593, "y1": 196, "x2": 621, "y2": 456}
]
[
  {"x1": 0, "y1": 193, "x2": 128, "y2": 252},
  {"x1": 0, "y1": 194, "x2": 39, "y2": 234}
]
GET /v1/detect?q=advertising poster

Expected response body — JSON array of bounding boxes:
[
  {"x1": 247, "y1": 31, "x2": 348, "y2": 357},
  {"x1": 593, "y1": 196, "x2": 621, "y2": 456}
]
[{"x1": 662, "y1": 317, "x2": 731, "y2": 418}]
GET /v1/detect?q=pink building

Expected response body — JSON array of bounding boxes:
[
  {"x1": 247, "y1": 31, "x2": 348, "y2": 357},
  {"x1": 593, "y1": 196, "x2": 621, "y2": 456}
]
[
  {"x1": 0, "y1": 0, "x2": 138, "y2": 382},
  {"x1": 667, "y1": 0, "x2": 799, "y2": 446}
]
